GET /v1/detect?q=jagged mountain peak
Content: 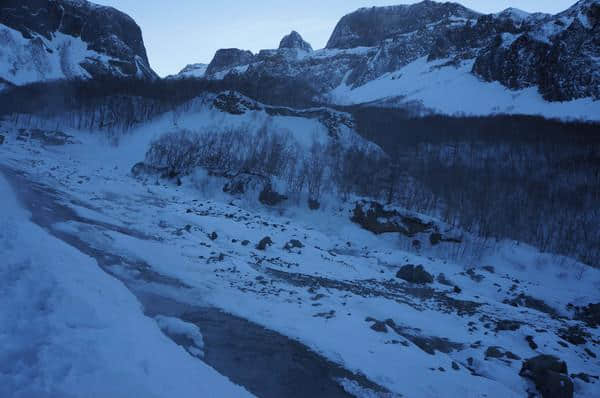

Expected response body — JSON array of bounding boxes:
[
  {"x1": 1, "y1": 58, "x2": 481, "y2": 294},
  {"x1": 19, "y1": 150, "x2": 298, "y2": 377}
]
[{"x1": 279, "y1": 30, "x2": 313, "y2": 52}]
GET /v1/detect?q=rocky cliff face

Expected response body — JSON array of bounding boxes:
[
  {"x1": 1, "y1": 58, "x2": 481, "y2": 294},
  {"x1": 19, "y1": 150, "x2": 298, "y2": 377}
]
[
  {"x1": 200, "y1": 0, "x2": 599, "y2": 106},
  {"x1": 279, "y1": 31, "x2": 313, "y2": 52},
  {"x1": 0, "y1": 0, "x2": 156, "y2": 85}
]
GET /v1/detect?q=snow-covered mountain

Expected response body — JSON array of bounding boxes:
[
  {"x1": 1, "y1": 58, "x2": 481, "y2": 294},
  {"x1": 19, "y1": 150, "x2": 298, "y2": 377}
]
[
  {"x1": 199, "y1": 0, "x2": 600, "y2": 118},
  {"x1": 0, "y1": 0, "x2": 156, "y2": 86},
  {"x1": 168, "y1": 63, "x2": 209, "y2": 79}
]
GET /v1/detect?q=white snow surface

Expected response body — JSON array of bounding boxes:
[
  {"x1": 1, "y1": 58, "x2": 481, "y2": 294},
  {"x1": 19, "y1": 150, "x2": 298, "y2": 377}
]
[
  {"x1": 327, "y1": 57, "x2": 600, "y2": 121},
  {"x1": 0, "y1": 25, "x2": 106, "y2": 85},
  {"x1": 0, "y1": 111, "x2": 599, "y2": 397},
  {"x1": 0, "y1": 161, "x2": 252, "y2": 396}
]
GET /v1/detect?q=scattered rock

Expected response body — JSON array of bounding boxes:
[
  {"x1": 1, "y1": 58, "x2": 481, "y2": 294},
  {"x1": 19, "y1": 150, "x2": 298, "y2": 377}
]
[
  {"x1": 396, "y1": 264, "x2": 434, "y2": 284},
  {"x1": 495, "y1": 320, "x2": 521, "y2": 332},
  {"x1": 308, "y1": 198, "x2": 320, "y2": 210},
  {"x1": 526, "y1": 335, "x2": 539, "y2": 350},
  {"x1": 208, "y1": 231, "x2": 218, "y2": 241},
  {"x1": 256, "y1": 237, "x2": 273, "y2": 251},
  {"x1": 437, "y1": 273, "x2": 453, "y2": 286},
  {"x1": 370, "y1": 321, "x2": 388, "y2": 333},
  {"x1": 465, "y1": 268, "x2": 484, "y2": 282},
  {"x1": 451, "y1": 361, "x2": 460, "y2": 370},
  {"x1": 0, "y1": 135, "x2": 4, "y2": 145},
  {"x1": 259, "y1": 184, "x2": 288, "y2": 206},
  {"x1": 482, "y1": 265, "x2": 495, "y2": 273},
  {"x1": 571, "y1": 372, "x2": 598, "y2": 383},
  {"x1": 241, "y1": 240, "x2": 250, "y2": 246},
  {"x1": 284, "y1": 239, "x2": 304, "y2": 251},
  {"x1": 429, "y1": 232, "x2": 442, "y2": 245},
  {"x1": 559, "y1": 326, "x2": 589, "y2": 346},
  {"x1": 351, "y1": 201, "x2": 434, "y2": 236},
  {"x1": 584, "y1": 348, "x2": 596, "y2": 358},
  {"x1": 575, "y1": 303, "x2": 600, "y2": 328},
  {"x1": 453, "y1": 285, "x2": 462, "y2": 294},
  {"x1": 520, "y1": 355, "x2": 573, "y2": 398},
  {"x1": 485, "y1": 346, "x2": 504, "y2": 358},
  {"x1": 507, "y1": 294, "x2": 559, "y2": 317}
]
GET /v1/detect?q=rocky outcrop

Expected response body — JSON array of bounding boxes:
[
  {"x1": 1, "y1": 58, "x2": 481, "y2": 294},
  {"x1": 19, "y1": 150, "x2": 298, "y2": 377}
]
[
  {"x1": 396, "y1": 264, "x2": 434, "y2": 284},
  {"x1": 326, "y1": 1, "x2": 480, "y2": 49},
  {"x1": 0, "y1": 0, "x2": 156, "y2": 84},
  {"x1": 520, "y1": 355, "x2": 574, "y2": 398},
  {"x1": 205, "y1": 48, "x2": 255, "y2": 76},
  {"x1": 279, "y1": 31, "x2": 312, "y2": 52}
]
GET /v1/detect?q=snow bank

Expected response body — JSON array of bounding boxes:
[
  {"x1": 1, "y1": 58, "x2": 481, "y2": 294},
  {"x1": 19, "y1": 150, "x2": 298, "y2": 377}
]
[{"x1": 0, "y1": 173, "x2": 253, "y2": 398}]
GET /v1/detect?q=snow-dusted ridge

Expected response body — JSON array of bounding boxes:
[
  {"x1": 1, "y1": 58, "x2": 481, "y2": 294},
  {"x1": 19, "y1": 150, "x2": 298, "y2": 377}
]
[{"x1": 193, "y1": 0, "x2": 600, "y2": 120}]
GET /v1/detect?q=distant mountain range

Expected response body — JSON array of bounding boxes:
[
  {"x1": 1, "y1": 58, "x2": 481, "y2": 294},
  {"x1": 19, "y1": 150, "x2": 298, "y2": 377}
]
[{"x1": 2, "y1": 0, "x2": 599, "y2": 119}]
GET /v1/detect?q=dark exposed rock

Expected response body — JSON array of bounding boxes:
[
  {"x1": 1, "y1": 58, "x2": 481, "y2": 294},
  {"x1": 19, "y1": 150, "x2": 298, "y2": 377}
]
[
  {"x1": 284, "y1": 239, "x2": 304, "y2": 251},
  {"x1": 16, "y1": 128, "x2": 75, "y2": 146},
  {"x1": 0, "y1": 134, "x2": 4, "y2": 145},
  {"x1": 451, "y1": 361, "x2": 460, "y2": 370},
  {"x1": 526, "y1": 335, "x2": 539, "y2": 350},
  {"x1": 485, "y1": 346, "x2": 504, "y2": 358},
  {"x1": 259, "y1": 184, "x2": 288, "y2": 206},
  {"x1": 223, "y1": 172, "x2": 268, "y2": 195},
  {"x1": 559, "y1": 326, "x2": 589, "y2": 346},
  {"x1": 495, "y1": 320, "x2": 521, "y2": 332},
  {"x1": 453, "y1": 286, "x2": 462, "y2": 294},
  {"x1": 0, "y1": 0, "x2": 156, "y2": 82},
  {"x1": 366, "y1": 318, "x2": 388, "y2": 333},
  {"x1": 520, "y1": 355, "x2": 574, "y2": 398},
  {"x1": 436, "y1": 273, "x2": 453, "y2": 286},
  {"x1": 206, "y1": 48, "x2": 255, "y2": 76},
  {"x1": 396, "y1": 264, "x2": 434, "y2": 285},
  {"x1": 507, "y1": 293, "x2": 559, "y2": 317},
  {"x1": 326, "y1": 1, "x2": 480, "y2": 49},
  {"x1": 351, "y1": 201, "x2": 435, "y2": 237},
  {"x1": 208, "y1": 232, "x2": 218, "y2": 241},
  {"x1": 213, "y1": 91, "x2": 262, "y2": 115},
  {"x1": 308, "y1": 198, "x2": 320, "y2": 210},
  {"x1": 575, "y1": 302, "x2": 600, "y2": 328},
  {"x1": 571, "y1": 372, "x2": 599, "y2": 383},
  {"x1": 584, "y1": 348, "x2": 597, "y2": 358},
  {"x1": 279, "y1": 31, "x2": 313, "y2": 52},
  {"x1": 256, "y1": 237, "x2": 273, "y2": 251}
]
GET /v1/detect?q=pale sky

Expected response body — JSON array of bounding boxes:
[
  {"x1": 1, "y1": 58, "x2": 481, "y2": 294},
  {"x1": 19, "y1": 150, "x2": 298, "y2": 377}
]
[{"x1": 92, "y1": 0, "x2": 579, "y2": 76}]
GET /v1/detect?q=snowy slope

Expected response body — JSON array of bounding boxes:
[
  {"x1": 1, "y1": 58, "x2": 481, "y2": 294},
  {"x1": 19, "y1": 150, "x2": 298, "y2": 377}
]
[
  {"x1": 0, "y1": 171, "x2": 253, "y2": 397},
  {"x1": 0, "y1": 109, "x2": 598, "y2": 397},
  {"x1": 168, "y1": 63, "x2": 209, "y2": 79},
  {"x1": 327, "y1": 57, "x2": 600, "y2": 121},
  {"x1": 0, "y1": 25, "x2": 95, "y2": 85}
]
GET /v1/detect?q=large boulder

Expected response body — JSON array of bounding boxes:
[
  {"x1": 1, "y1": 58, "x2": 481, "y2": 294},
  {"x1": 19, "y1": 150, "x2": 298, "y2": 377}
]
[
  {"x1": 520, "y1": 355, "x2": 574, "y2": 398},
  {"x1": 396, "y1": 264, "x2": 434, "y2": 284},
  {"x1": 259, "y1": 184, "x2": 287, "y2": 206},
  {"x1": 351, "y1": 201, "x2": 434, "y2": 236}
]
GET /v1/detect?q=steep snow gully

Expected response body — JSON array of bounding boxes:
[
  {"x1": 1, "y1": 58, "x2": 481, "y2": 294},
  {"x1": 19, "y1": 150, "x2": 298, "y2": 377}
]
[{"x1": 0, "y1": 166, "x2": 392, "y2": 398}]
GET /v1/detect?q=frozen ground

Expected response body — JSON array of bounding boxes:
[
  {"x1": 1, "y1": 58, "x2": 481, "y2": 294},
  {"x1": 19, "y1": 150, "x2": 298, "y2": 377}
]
[{"x1": 0, "y1": 120, "x2": 599, "y2": 397}]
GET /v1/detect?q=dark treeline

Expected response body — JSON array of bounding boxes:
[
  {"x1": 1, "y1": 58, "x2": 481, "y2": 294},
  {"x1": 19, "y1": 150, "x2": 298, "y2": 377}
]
[
  {"x1": 0, "y1": 75, "x2": 317, "y2": 120},
  {"x1": 347, "y1": 107, "x2": 600, "y2": 266}
]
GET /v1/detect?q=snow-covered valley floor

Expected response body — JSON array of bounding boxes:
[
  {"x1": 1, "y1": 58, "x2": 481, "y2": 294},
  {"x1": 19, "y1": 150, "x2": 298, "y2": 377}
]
[{"x1": 1, "y1": 124, "x2": 599, "y2": 398}]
